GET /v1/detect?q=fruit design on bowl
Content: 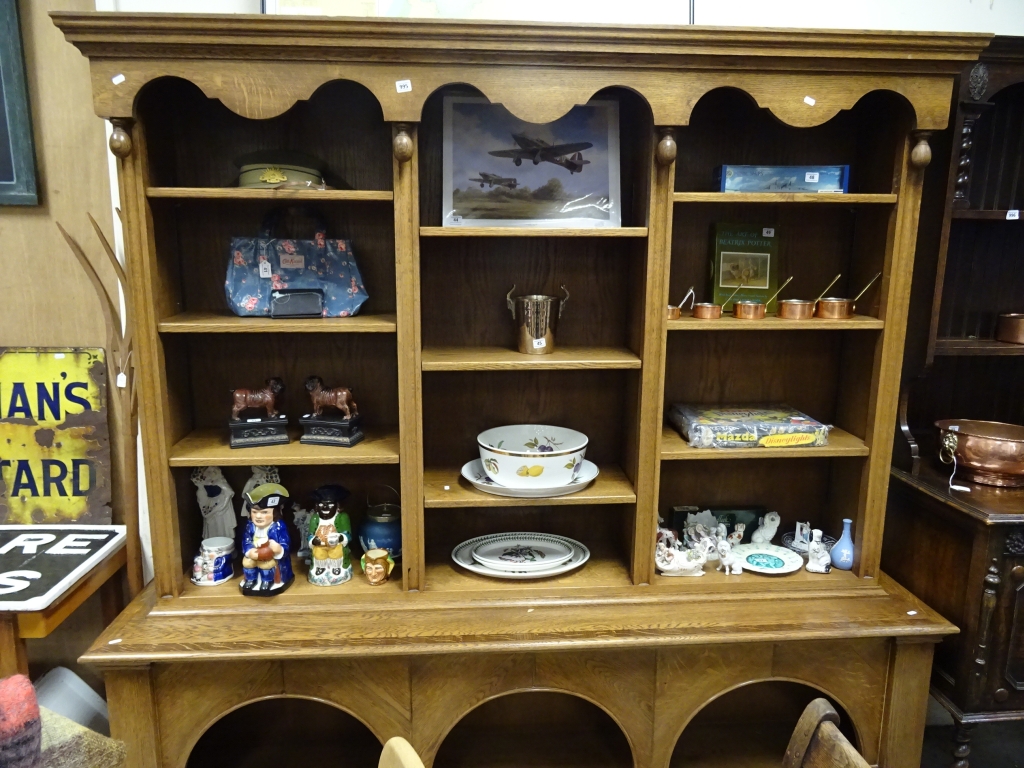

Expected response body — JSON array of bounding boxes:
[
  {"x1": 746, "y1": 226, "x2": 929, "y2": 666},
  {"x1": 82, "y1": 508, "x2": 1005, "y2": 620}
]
[{"x1": 478, "y1": 424, "x2": 588, "y2": 489}]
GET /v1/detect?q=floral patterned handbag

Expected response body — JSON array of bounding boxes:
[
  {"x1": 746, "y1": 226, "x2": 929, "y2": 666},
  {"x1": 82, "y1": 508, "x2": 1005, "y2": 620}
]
[{"x1": 225, "y1": 209, "x2": 368, "y2": 318}]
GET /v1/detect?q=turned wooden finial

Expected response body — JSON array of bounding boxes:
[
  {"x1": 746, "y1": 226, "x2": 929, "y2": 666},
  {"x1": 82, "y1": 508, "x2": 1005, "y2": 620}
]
[
  {"x1": 109, "y1": 118, "x2": 133, "y2": 158},
  {"x1": 656, "y1": 128, "x2": 677, "y2": 167},
  {"x1": 393, "y1": 124, "x2": 414, "y2": 163},
  {"x1": 910, "y1": 131, "x2": 932, "y2": 168}
]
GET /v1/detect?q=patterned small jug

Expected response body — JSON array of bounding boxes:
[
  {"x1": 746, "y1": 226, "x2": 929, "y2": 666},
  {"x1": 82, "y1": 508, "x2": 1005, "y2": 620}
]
[{"x1": 830, "y1": 518, "x2": 855, "y2": 571}]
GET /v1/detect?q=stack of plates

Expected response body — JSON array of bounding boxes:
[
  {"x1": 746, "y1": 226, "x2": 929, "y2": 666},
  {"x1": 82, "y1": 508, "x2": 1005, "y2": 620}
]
[
  {"x1": 461, "y1": 459, "x2": 599, "y2": 498},
  {"x1": 452, "y1": 532, "x2": 590, "y2": 580}
]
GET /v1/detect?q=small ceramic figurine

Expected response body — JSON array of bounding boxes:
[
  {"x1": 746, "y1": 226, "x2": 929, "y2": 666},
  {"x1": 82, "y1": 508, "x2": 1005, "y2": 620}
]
[
  {"x1": 190, "y1": 467, "x2": 236, "y2": 540},
  {"x1": 751, "y1": 511, "x2": 781, "y2": 544},
  {"x1": 794, "y1": 521, "x2": 812, "y2": 551},
  {"x1": 361, "y1": 548, "x2": 395, "y2": 586},
  {"x1": 190, "y1": 537, "x2": 235, "y2": 586},
  {"x1": 716, "y1": 539, "x2": 744, "y2": 575},
  {"x1": 241, "y1": 466, "x2": 280, "y2": 517},
  {"x1": 658, "y1": 538, "x2": 716, "y2": 577},
  {"x1": 292, "y1": 502, "x2": 313, "y2": 562},
  {"x1": 727, "y1": 523, "x2": 746, "y2": 548},
  {"x1": 239, "y1": 483, "x2": 293, "y2": 595},
  {"x1": 229, "y1": 379, "x2": 289, "y2": 448},
  {"x1": 307, "y1": 484, "x2": 354, "y2": 586},
  {"x1": 831, "y1": 518, "x2": 855, "y2": 570},
  {"x1": 806, "y1": 529, "x2": 832, "y2": 574},
  {"x1": 299, "y1": 376, "x2": 364, "y2": 447}
]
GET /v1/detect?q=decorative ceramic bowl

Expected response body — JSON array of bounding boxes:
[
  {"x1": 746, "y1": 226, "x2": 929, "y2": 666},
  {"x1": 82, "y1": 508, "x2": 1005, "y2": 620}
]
[{"x1": 477, "y1": 424, "x2": 588, "y2": 489}]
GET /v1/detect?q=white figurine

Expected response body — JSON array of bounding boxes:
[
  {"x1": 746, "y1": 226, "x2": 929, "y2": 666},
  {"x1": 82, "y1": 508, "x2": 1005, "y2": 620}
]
[
  {"x1": 752, "y1": 511, "x2": 781, "y2": 544},
  {"x1": 657, "y1": 539, "x2": 715, "y2": 577},
  {"x1": 241, "y1": 465, "x2": 280, "y2": 517},
  {"x1": 190, "y1": 466, "x2": 236, "y2": 540},
  {"x1": 805, "y1": 529, "x2": 832, "y2": 574},
  {"x1": 716, "y1": 539, "x2": 743, "y2": 575},
  {"x1": 727, "y1": 523, "x2": 745, "y2": 547},
  {"x1": 794, "y1": 521, "x2": 812, "y2": 551}
]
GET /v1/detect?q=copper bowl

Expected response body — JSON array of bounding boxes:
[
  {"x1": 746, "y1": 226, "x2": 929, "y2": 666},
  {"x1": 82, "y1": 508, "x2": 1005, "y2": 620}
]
[
  {"x1": 995, "y1": 313, "x2": 1024, "y2": 345},
  {"x1": 936, "y1": 419, "x2": 1024, "y2": 487},
  {"x1": 692, "y1": 303, "x2": 722, "y2": 319},
  {"x1": 733, "y1": 301, "x2": 765, "y2": 320},
  {"x1": 777, "y1": 299, "x2": 815, "y2": 320},
  {"x1": 815, "y1": 298, "x2": 854, "y2": 319}
]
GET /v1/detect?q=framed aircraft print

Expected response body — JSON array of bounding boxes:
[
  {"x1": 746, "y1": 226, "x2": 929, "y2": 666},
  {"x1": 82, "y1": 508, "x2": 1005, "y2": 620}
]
[{"x1": 442, "y1": 96, "x2": 620, "y2": 228}]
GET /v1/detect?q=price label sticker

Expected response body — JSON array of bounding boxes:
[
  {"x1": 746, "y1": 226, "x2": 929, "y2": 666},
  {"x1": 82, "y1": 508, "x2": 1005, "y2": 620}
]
[
  {"x1": 451, "y1": 215, "x2": 462, "y2": 224},
  {"x1": 805, "y1": 172, "x2": 819, "y2": 183},
  {"x1": 803, "y1": 96, "x2": 816, "y2": 106},
  {"x1": 762, "y1": 228, "x2": 775, "y2": 237},
  {"x1": 116, "y1": 372, "x2": 128, "y2": 389},
  {"x1": 111, "y1": 74, "x2": 126, "y2": 85},
  {"x1": 532, "y1": 338, "x2": 547, "y2": 349},
  {"x1": 1007, "y1": 209, "x2": 1020, "y2": 220},
  {"x1": 259, "y1": 260, "x2": 273, "y2": 278},
  {"x1": 395, "y1": 79, "x2": 412, "y2": 93}
]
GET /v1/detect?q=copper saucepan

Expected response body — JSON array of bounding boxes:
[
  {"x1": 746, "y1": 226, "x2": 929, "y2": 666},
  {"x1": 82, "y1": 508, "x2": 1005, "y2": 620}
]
[
  {"x1": 815, "y1": 272, "x2": 881, "y2": 319},
  {"x1": 937, "y1": 419, "x2": 1024, "y2": 487},
  {"x1": 995, "y1": 313, "x2": 1024, "y2": 345},
  {"x1": 733, "y1": 276, "x2": 794, "y2": 320},
  {"x1": 692, "y1": 284, "x2": 745, "y2": 320},
  {"x1": 777, "y1": 273, "x2": 841, "y2": 320},
  {"x1": 667, "y1": 287, "x2": 695, "y2": 320}
]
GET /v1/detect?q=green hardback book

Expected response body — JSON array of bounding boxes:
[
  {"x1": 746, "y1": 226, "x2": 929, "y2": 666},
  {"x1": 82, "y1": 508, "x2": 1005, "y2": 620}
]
[{"x1": 710, "y1": 223, "x2": 779, "y2": 312}]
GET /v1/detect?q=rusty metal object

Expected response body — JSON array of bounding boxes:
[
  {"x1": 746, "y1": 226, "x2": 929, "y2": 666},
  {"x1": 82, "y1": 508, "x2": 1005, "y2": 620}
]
[
  {"x1": 995, "y1": 313, "x2": 1024, "y2": 345},
  {"x1": 936, "y1": 419, "x2": 1024, "y2": 487}
]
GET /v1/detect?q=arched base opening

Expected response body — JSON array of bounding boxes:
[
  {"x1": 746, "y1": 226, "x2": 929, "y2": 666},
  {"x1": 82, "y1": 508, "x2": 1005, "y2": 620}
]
[
  {"x1": 434, "y1": 691, "x2": 633, "y2": 767},
  {"x1": 670, "y1": 681, "x2": 858, "y2": 767},
  {"x1": 186, "y1": 697, "x2": 381, "y2": 768}
]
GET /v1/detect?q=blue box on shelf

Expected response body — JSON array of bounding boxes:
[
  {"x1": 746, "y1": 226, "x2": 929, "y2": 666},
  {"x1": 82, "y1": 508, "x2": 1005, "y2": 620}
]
[{"x1": 715, "y1": 165, "x2": 850, "y2": 193}]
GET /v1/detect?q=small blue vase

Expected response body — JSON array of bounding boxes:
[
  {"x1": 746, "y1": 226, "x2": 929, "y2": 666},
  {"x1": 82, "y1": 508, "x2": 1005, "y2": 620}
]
[{"x1": 831, "y1": 518, "x2": 855, "y2": 570}]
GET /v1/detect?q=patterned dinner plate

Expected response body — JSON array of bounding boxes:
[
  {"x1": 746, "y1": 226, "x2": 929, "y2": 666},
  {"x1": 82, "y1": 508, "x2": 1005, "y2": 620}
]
[
  {"x1": 472, "y1": 534, "x2": 575, "y2": 572},
  {"x1": 460, "y1": 459, "x2": 599, "y2": 498},
  {"x1": 452, "y1": 533, "x2": 590, "y2": 580},
  {"x1": 730, "y1": 543, "x2": 804, "y2": 575}
]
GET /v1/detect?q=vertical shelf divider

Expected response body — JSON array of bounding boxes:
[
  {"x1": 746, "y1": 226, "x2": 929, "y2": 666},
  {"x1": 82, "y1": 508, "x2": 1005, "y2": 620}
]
[
  {"x1": 629, "y1": 128, "x2": 677, "y2": 585},
  {"x1": 853, "y1": 127, "x2": 928, "y2": 578},
  {"x1": 393, "y1": 123, "x2": 425, "y2": 591}
]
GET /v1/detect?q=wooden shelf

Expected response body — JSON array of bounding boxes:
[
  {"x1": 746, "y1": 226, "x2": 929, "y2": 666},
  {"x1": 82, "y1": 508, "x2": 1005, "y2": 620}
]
[
  {"x1": 660, "y1": 425, "x2": 868, "y2": 460},
  {"x1": 158, "y1": 311, "x2": 397, "y2": 333},
  {"x1": 146, "y1": 187, "x2": 393, "y2": 201},
  {"x1": 421, "y1": 346, "x2": 641, "y2": 371},
  {"x1": 425, "y1": 552, "x2": 633, "y2": 593},
  {"x1": 951, "y1": 208, "x2": 1021, "y2": 219},
  {"x1": 168, "y1": 427, "x2": 400, "y2": 466},
  {"x1": 933, "y1": 337, "x2": 1024, "y2": 356},
  {"x1": 179, "y1": 556, "x2": 402, "y2": 603},
  {"x1": 672, "y1": 192, "x2": 897, "y2": 204},
  {"x1": 419, "y1": 226, "x2": 648, "y2": 237},
  {"x1": 423, "y1": 465, "x2": 635, "y2": 507},
  {"x1": 667, "y1": 314, "x2": 883, "y2": 331}
]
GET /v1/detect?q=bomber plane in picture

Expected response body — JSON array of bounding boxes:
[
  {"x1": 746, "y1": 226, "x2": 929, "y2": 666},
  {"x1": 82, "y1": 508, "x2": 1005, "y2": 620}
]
[
  {"x1": 468, "y1": 171, "x2": 519, "y2": 189},
  {"x1": 488, "y1": 133, "x2": 593, "y2": 174}
]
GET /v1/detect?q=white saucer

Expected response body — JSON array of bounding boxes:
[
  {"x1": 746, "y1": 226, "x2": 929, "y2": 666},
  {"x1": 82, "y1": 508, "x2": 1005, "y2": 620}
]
[
  {"x1": 452, "y1": 533, "x2": 590, "y2": 580},
  {"x1": 472, "y1": 534, "x2": 575, "y2": 572},
  {"x1": 461, "y1": 459, "x2": 599, "y2": 498},
  {"x1": 730, "y1": 543, "x2": 804, "y2": 575}
]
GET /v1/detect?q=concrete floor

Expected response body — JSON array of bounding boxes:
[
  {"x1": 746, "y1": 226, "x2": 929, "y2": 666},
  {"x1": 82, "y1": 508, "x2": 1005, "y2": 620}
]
[{"x1": 921, "y1": 721, "x2": 1024, "y2": 767}]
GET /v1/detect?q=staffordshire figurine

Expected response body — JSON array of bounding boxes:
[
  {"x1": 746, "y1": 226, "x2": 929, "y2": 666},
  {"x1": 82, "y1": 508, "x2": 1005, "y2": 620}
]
[
  {"x1": 190, "y1": 466, "x2": 236, "y2": 540},
  {"x1": 751, "y1": 510, "x2": 781, "y2": 544},
  {"x1": 806, "y1": 529, "x2": 832, "y2": 574},
  {"x1": 307, "y1": 484, "x2": 354, "y2": 586},
  {"x1": 239, "y1": 483, "x2": 294, "y2": 595}
]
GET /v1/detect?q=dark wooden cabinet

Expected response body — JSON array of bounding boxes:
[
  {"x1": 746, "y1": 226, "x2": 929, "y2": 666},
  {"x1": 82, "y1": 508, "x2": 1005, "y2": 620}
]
[{"x1": 885, "y1": 466, "x2": 1024, "y2": 761}]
